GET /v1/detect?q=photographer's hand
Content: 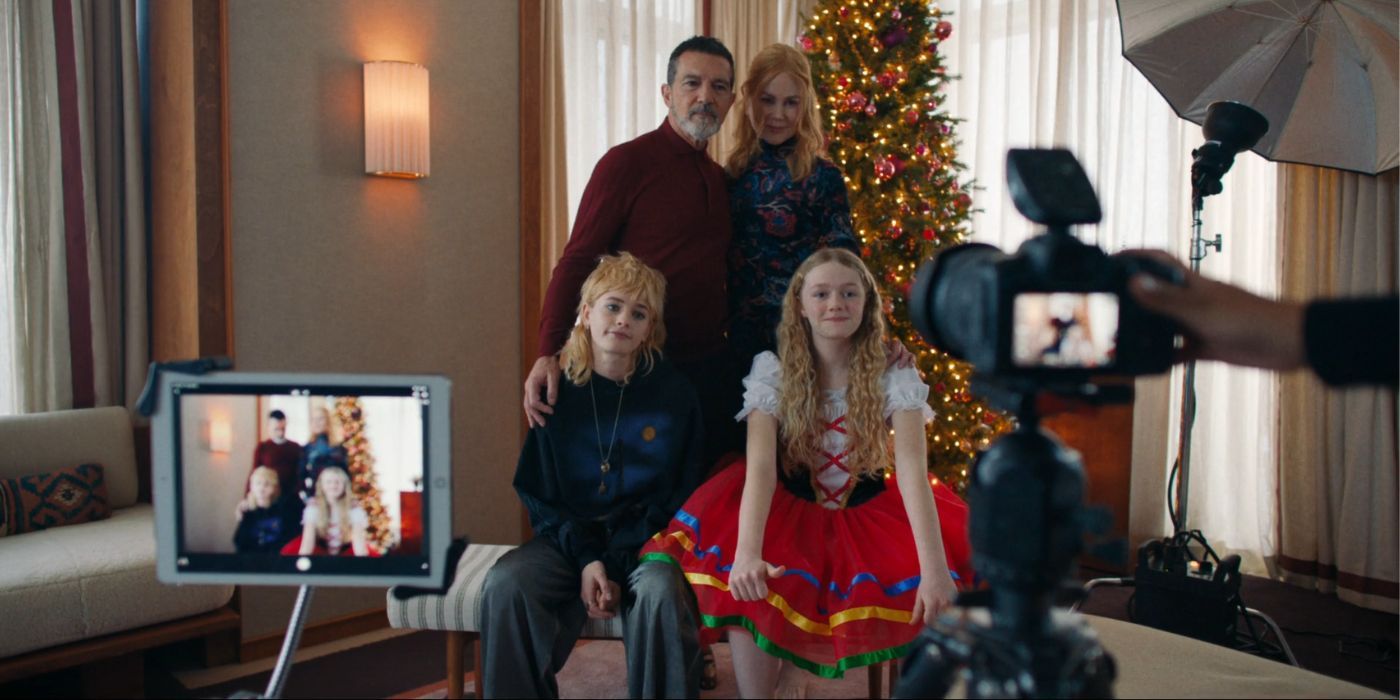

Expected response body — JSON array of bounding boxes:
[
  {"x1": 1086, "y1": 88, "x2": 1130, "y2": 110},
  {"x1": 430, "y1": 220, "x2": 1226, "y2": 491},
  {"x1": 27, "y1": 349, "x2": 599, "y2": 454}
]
[{"x1": 1124, "y1": 250, "x2": 1305, "y2": 371}]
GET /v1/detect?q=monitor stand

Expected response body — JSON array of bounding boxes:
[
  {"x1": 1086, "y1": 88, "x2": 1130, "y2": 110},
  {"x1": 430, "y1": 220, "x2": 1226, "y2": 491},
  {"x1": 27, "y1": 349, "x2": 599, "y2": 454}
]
[{"x1": 229, "y1": 585, "x2": 315, "y2": 699}]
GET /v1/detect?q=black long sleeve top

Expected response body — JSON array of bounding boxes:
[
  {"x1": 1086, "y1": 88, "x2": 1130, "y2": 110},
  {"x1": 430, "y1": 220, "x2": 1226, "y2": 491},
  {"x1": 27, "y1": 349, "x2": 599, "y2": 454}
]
[
  {"x1": 1305, "y1": 296, "x2": 1399, "y2": 387},
  {"x1": 513, "y1": 358, "x2": 705, "y2": 582}
]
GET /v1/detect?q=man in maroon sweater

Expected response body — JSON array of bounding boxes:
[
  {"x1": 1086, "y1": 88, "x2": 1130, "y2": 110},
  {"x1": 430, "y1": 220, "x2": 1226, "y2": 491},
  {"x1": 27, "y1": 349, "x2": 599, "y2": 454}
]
[
  {"x1": 524, "y1": 36, "x2": 742, "y2": 463},
  {"x1": 250, "y1": 410, "x2": 303, "y2": 501}
]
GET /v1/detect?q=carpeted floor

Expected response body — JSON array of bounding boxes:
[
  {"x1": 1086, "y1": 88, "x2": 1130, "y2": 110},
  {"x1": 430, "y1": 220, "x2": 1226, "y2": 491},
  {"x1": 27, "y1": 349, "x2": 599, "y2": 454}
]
[{"x1": 3, "y1": 572, "x2": 1393, "y2": 698}]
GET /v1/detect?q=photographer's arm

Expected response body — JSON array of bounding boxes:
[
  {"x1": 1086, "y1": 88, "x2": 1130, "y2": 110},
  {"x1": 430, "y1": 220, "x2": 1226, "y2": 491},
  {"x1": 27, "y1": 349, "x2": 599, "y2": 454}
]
[
  {"x1": 1124, "y1": 251, "x2": 1305, "y2": 371},
  {"x1": 1126, "y1": 250, "x2": 1398, "y2": 386},
  {"x1": 892, "y1": 409, "x2": 956, "y2": 626}
]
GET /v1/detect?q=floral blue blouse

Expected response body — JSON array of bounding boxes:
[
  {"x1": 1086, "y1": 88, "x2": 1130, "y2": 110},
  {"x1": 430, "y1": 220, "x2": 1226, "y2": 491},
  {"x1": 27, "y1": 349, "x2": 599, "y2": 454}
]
[{"x1": 727, "y1": 139, "x2": 859, "y2": 365}]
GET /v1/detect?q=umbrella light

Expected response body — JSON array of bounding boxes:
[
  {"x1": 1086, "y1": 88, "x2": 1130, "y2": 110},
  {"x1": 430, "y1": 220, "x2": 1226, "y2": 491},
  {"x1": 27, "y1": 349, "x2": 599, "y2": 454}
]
[{"x1": 1118, "y1": 0, "x2": 1398, "y2": 175}]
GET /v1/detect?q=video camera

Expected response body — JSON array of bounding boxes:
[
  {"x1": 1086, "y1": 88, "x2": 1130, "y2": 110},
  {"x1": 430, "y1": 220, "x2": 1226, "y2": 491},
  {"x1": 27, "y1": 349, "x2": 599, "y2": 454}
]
[{"x1": 907, "y1": 149, "x2": 1183, "y2": 385}]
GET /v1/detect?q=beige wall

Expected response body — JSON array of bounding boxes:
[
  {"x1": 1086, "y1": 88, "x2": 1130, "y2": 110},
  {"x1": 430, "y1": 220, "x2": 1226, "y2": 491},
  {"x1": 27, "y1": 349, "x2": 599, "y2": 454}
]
[{"x1": 227, "y1": 0, "x2": 521, "y2": 639}]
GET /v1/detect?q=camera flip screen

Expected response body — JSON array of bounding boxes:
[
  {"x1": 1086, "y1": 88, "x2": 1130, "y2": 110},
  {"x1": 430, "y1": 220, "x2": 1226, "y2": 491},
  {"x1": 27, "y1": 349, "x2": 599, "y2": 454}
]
[{"x1": 1012, "y1": 292, "x2": 1119, "y2": 369}]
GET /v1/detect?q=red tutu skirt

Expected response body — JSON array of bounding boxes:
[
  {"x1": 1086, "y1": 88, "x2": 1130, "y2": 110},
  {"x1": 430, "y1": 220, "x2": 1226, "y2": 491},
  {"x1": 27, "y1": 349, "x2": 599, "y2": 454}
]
[{"x1": 640, "y1": 459, "x2": 974, "y2": 678}]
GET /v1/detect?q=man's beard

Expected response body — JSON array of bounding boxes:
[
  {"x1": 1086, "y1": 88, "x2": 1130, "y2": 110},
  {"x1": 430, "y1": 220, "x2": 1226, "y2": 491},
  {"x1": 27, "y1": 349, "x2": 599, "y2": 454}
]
[{"x1": 676, "y1": 103, "x2": 721, "y2": 143}]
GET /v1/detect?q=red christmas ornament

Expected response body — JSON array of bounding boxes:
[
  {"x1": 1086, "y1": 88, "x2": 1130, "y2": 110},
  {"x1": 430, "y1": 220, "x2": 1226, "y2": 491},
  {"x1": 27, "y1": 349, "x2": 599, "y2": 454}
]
[
  {"x1": 799, "y1": 34, "x2": 814, "y2": 51},
  {"x1": 922, "y1": 228, "x2": 935, "y2": 241},
  {"x1": 888, "y1": 223, "x2": 904, "y2": 239},
  {"x1": 874, "y1": 157, "x2": 896, "y2": 180},
  {"x1": 878, "y1": 71, "x2": 898, "y2": 88},
  {"x1": 934, "y1": 382, "x2": 946, "y2": 393},
  {"x1": 838, "y1": 75, "x2": 851, "y2": 89},
  {"x1": 861, "y1": 246, "x2": 872, "y2": 257},
  {"x1": 839, "y1": 5, "x2": 850, "y2": 18},
  {"x1": 914, "y1": 142, "x2": 928, "y2": 157},
  {"x1": 904, "y1": 108, "x2": 920, "y2": 125},
  {"x1": 865, "y1": 102, "x2": 878, "y2": 117},
  {"x1": 846, "y1": 91, "x2": 867, "y2": 110},
  {"x1": 891, "y1": 8, "x2": 902, "y2": 20},
  {"x1": 982, "y1": 411, "x2": 998, "y2": 425},
  {"x1": 956, "y1": 193, "x2": 972, "y2": 210},
  {"x1": 935, "y1": 20, "x2": 953, "y2": 40},
  {"x1": 925, "y1": 42, "x2": 938, "y2": 54}
]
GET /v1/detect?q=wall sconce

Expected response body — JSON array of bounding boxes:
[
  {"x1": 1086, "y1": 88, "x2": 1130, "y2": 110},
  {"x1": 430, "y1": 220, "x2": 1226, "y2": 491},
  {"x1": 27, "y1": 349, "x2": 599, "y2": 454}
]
[
  {"x1": 203, "y1": 418, "x2": 232, "y2": 455},
  {"x1": 364, "y1": 61, "x2": 430, "y2": 179}
]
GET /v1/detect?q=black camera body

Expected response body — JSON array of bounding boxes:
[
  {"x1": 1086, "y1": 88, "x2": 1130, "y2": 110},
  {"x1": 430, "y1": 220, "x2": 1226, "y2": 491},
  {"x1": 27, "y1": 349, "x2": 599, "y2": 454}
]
[{"x1": 909, "y1": 149, "x2": 1182, "y2": 383}]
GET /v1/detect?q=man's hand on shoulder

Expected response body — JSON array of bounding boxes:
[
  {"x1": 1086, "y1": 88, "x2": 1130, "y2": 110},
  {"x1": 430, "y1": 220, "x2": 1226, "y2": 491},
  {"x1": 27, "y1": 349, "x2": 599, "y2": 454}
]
[{"x1": 524, "y1": 355, "x2": 562, "y2": 428}]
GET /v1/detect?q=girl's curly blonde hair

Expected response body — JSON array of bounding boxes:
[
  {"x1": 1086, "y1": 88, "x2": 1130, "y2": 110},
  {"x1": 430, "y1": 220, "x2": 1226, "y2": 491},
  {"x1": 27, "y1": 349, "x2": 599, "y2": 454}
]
[
  {"x1": 775, "y1": 248, "x2": 891, "y2": 478},
  {"x1": 560, "y1": 252, "x2": 667, "y2": 386}
]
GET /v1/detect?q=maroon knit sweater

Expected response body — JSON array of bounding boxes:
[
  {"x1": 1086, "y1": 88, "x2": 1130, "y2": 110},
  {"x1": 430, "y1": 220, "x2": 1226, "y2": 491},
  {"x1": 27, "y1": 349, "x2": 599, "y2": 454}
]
[{"x1": 538, "y1": 119, "x2": 731, "y2": 363}]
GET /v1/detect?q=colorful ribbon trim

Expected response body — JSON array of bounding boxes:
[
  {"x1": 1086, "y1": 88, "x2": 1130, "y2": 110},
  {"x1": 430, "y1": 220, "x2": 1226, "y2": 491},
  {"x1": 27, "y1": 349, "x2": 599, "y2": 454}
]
[
  {"x1": 701, "y1": 614, "x2": 912, "y2": 679},
  {"x1": 655, "y1": 563, "x2": 916, "y2": 637}
]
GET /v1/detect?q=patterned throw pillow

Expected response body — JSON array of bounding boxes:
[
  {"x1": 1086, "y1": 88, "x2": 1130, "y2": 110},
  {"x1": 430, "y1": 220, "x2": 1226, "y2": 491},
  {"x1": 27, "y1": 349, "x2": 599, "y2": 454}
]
[{"x1": 0, "y1": 463, "x2": 110, "y2": 538}]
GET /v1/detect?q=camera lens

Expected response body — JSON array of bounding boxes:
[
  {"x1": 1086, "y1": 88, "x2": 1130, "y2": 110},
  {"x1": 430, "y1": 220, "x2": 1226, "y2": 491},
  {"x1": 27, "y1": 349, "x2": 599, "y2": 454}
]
[{"x1": 909, "y1": 243, "x2": 1004, "y2": 366}]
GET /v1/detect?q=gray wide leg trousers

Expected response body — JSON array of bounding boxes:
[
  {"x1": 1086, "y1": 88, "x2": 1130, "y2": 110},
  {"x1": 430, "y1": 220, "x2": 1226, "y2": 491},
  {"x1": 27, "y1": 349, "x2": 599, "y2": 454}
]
[{"x1": 478, "y1": 538, "x2": 702, "y2": 698}]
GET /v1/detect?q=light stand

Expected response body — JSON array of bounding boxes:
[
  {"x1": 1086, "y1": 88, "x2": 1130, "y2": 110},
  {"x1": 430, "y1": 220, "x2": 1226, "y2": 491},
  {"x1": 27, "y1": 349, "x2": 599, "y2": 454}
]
[
  {"x1": 1172, "y1": 100, "x2": 1268, "y2": 536},
  {"x1": 1076, "y1": 102, "x2": 1295, "y2": 666}
]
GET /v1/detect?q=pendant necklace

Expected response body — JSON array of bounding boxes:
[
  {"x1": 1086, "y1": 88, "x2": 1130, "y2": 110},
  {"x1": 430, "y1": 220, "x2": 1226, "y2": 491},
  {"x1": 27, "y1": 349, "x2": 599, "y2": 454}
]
[{"x1": 589, "y1": 376, "x2": 626, "y2": 495}]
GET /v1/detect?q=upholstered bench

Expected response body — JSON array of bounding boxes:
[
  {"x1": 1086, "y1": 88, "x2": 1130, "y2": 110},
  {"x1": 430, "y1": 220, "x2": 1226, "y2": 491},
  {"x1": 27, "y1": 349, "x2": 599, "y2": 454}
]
[
  {"x1": 386, "y1": 544, "x2": 622, "y2": 699},
  {"x1": 387, "y1": 543, "x2": 897, "y2": 699}
]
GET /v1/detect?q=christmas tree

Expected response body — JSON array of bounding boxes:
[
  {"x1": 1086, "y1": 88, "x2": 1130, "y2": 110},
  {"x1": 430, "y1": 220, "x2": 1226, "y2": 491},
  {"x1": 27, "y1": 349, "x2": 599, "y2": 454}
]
[
  {"x1": 801, "y1": 0, "x2": 1010, "y2": 491},
  {"x1": 334, "y1": 397, "x2": 394, "y2": 553}
]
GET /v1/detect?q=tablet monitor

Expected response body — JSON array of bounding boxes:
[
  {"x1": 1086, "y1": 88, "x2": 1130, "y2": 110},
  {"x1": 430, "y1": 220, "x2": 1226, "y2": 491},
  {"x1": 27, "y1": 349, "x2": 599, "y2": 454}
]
[{"x1": 151, "y1": 371, "x2": 451, "y2": 587}]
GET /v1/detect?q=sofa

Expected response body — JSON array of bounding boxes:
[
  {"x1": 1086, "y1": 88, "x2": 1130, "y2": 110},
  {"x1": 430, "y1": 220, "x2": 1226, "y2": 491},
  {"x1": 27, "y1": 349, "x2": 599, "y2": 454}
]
[{"x1": 0, "y1": 406, "x2": 237, "y2": 690}]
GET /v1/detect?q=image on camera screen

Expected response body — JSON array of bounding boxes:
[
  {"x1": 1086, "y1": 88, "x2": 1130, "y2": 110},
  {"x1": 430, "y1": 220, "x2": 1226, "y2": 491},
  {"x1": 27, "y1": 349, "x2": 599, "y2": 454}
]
[
  {"x1": 1012, "y1": 292, "x2": 1119, "y2": 369},
  {"x1": 177, "y1": 389, "x2": 427, "y2": 559}
]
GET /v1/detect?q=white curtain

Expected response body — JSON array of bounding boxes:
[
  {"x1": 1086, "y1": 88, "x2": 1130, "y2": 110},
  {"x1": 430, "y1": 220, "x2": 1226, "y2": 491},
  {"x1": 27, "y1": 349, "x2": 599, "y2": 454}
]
[
  {"x1": 0, "y1": 0, "x2": 148, "y2": 417},
  {"x1": 937, "y1": 0, "x2": 1280, "y2": 570},
  {"x1": 0, "y1": 0, "x2": 69, "y2": 415},
  {"x1": 559, "y1": 0, "x2": 699, "y2": 240}
]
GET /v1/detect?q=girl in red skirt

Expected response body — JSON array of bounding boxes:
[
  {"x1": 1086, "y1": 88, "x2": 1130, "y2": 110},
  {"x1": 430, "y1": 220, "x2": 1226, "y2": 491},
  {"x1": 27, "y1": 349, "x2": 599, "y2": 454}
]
[{"x1": 642, "y1": 248, "x2": 973, "y2": 696}]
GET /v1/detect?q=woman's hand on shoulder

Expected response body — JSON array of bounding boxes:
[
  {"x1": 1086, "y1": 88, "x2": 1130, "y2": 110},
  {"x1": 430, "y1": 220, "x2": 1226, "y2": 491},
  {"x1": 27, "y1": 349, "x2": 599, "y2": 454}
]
[
  {"x1": 910, "y1": 569, "x2": 958, "y2": 627},
  {"x1": 729, "y1": 555, "x2": 786, "y2": 602},
  {"x1": 884, "y1": 339, "x2": 916, "y2": 370}
]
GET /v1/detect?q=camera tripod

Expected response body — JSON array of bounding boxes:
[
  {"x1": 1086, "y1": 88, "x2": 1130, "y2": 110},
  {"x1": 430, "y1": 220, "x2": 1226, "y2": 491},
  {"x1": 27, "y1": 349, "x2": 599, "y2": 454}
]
[{"x1": 895, "y1": 384, "x2": 1118, "y2": 698}]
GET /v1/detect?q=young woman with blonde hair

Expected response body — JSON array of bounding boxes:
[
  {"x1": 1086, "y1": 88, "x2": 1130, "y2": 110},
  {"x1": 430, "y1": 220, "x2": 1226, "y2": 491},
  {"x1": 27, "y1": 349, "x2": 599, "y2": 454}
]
[
  {"x1": 644, "y1": 249, "x2": 974, "y2": 697},
  {"x1": 479, "y1": 252, "x2": 708, "y2": 698}
]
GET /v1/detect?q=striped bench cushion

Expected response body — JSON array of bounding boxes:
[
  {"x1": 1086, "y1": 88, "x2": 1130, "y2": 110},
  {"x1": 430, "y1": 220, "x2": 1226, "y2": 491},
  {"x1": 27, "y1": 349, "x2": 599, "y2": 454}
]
[{"x1": 385, "y1": 543, "x2": 624, "y2": 638}]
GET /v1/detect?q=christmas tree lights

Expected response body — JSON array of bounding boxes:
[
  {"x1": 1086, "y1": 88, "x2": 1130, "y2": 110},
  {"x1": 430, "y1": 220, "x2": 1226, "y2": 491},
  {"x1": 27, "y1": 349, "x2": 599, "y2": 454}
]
[{"x1": 801, "y1": 0, "x2": 1010, "y2": 491}]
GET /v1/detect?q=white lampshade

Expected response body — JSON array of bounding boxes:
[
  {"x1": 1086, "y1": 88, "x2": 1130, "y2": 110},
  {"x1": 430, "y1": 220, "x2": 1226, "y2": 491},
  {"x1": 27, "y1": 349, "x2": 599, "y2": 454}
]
[{"x1": 364, "y1": 61, "x2": 430, "y2": 179}]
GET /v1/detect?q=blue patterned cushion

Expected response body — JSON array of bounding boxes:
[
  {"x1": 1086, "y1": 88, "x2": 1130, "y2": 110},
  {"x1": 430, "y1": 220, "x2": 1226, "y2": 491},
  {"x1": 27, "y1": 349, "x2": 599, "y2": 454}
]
[{"x1": 0, "y1": 463, "x2": 110, "y2": 537}]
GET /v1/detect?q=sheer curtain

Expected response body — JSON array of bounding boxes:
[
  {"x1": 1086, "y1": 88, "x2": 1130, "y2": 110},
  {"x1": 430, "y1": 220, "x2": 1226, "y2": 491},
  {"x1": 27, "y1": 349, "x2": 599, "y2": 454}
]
[
  {"x1": 1276, "y1": 166, "x2": 1398, "y2": 612},
  {"x1": 937, "y1": 0, "x2": 1280, "y2": 569},
  {"x1": 556, "y1": 0, "x2": 699, "y2": 244},
  {"x1": 0, "y1": 0, "x2": 147, "y2": 417}
]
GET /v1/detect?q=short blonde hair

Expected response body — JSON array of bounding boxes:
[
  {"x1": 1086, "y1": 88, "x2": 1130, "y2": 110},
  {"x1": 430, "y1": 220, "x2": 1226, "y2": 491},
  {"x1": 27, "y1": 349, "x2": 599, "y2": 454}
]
[
  {"x1": 560, "y1": 252, "x2": 668, "y2": 385},
  {"x1": 245, "y1": 466, "x2": 281, "y2": 509}
]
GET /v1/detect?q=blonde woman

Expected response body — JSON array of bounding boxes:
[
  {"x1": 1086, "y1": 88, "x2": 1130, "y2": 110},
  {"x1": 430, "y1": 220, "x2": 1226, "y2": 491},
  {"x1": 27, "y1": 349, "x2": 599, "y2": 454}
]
[
  {"x1": 295, "y1": 466, "x2": 369, "y2": 557},
  {"x1": 726, "y1": 43, "x2": 859, "y2": 367},
  {"x1": 643, "y1": 249, "x2": 973, "y2": 697}
]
